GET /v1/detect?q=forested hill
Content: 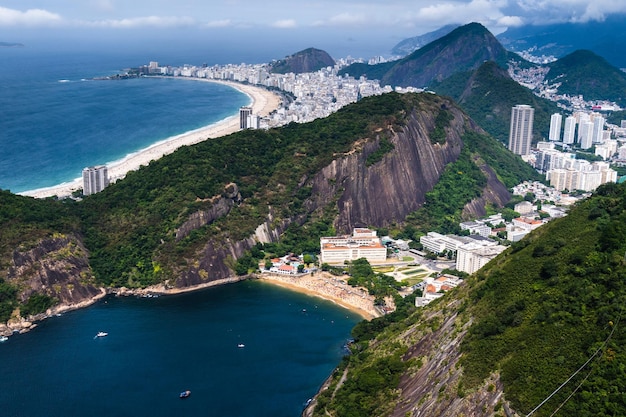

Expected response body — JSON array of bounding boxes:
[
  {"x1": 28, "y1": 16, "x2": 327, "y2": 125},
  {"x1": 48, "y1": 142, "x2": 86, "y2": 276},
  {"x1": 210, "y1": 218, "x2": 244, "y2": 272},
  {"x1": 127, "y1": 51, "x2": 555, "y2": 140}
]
[
  {"x1": 545, "y1": 49, "x2": 626, "y2": 107},
  {"x1": 340, "y1": 22, "x2": 520, "y2": 88},
  {"x1": 310, "y1": 181, "x2": 626, "y2": 417},
  {"x1": 269, "y1": 47, "x2": 335, "y2": 74},
  {"x1": 1, "y1": 91, "x2": 538, "y2": 327},
  {"x1": 432, "y1": 61, "x2": 561, "y2": 144}
]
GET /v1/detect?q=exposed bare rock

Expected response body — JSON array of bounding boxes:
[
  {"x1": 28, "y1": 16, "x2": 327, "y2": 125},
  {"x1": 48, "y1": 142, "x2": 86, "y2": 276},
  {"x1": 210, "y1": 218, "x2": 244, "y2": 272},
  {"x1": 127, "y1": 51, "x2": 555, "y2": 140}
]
[
  {"x1": 390, "y1": 298, "x2": 517, "y2": 417},
  {"x1": 306, "y1": 105, "x2": 469, "y2": 233},
  {"x1": 175, "y1": 183, "x2": 242, "y2": 242},
  {"x1": 5, "y1": 234, "x2": 104, "y2": 324}
]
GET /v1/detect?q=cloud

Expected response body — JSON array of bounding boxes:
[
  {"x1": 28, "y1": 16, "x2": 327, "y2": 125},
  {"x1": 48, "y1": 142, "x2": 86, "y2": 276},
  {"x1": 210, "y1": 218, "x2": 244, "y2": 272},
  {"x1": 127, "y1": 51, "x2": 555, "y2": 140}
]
[
  {"x1": 0, "y1": 7, "x2": 62, "y2": 26},
  {"x1": 271, "y1": 19, "x2": 297, "y2": 28},
  {"x1": 312, "y1": 12, "x2": 368, "y2": 27},
  {"x1": 205, "y1": 19, "x2": 233, "y2": 28},
  {"x1": 497, "y1": 15, "x2": 525, "y2": 27},
  {"x1": 85, "y1": 16, "x2": 196, "y2": 28},
  {"x1": 513, "y1": 0, "x2": 626, "y2": 24}
]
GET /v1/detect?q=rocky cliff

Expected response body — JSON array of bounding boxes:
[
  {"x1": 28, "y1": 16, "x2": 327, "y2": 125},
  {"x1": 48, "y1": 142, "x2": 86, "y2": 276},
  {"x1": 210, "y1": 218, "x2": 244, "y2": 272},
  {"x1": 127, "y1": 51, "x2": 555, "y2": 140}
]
[
  {"x1": 171, "y1": 96, "x2": 511, "y2": 287},
  {"x1": 1, "y1": 234, "x2": 105, "y2": 334}
]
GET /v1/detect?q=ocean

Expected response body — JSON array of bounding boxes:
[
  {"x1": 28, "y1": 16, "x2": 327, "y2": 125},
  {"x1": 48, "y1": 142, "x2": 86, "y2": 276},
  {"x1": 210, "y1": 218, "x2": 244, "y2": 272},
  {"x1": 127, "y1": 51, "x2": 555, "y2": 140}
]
[
  {"x1": 0, "y1": 281, "x2": 360, "y2": 416},
  {"x1": 0, "y1": 46, "x2": 362, "y2": 416},
  {"x1": 0, "y1": 47, "x2": 250, "y2": 194}
]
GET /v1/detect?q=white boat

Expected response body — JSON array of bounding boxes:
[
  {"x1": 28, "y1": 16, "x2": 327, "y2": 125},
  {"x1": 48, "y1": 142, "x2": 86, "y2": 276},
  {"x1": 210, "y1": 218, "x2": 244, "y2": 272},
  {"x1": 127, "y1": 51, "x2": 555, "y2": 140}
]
[
  {"x1": 95, "y1": 331, "x2": 108, "y2": 338},
  {"x1": 0, "y1": 336, "x2": 8, "y2": 342},
  {"x1": 237, "y1": 343, "x2": 245, "y2": 348}
]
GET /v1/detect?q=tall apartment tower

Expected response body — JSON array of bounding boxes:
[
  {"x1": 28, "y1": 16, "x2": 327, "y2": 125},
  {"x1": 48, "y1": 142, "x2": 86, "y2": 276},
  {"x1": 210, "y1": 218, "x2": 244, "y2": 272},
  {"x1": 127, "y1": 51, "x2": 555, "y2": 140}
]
[
  {"x1": 579, "y1": 121, "x2": 594, "y2": 149},
  {"x1": 508, "y1": 105, "x2": 534, "y2": 156},
  {"x1": 549, "y1": 113, "x2": 562, "y2": 141},
  {"x1": 563, "y1": 116, "x2": 577, "y2": 144},
  {"x1": 592, "y1": 115, "x2": 605, "y2": 143},
  {"x1": 239, "y1": 106, "x2": 252, "y2": 129},
  {"x1": 82, "y1": 165, "x2": 109, "y2": 195}
]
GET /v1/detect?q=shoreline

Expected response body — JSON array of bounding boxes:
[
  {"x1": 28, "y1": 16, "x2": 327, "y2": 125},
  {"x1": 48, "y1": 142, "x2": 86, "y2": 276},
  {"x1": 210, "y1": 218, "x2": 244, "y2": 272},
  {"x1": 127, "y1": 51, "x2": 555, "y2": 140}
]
[
  {"x1": 19, "y1": 79, "x2": 281, "y2": 199},
  {"x1": 256, "y1": 272, "x2": 380, "y2": 320},
  {"x1": 1, "y1": 273, "x2": 376, "y2": 338}
]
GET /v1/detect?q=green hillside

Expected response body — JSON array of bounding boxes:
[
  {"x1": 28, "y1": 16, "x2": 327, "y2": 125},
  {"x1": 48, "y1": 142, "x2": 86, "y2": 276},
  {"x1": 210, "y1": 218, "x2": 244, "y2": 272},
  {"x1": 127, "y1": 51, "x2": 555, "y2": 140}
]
[
  {"x1": 433, "y1": 61, "x2": 561, "y2": 143},
  {"x1": 341, "y1": 22, "x2": 521, "y2": 89},
  {"x1": 1, "y1": 91, "x2": 540, "y2": 322},
  {"x1": 462, "y1": 181, "x2": 626, "y2": 415},
  {"x1": 314, "y1": 182, "x2": 626, "y2": 416},
  {"x1": 546, "y1": 50, "x2": 626, "y2": 106}
]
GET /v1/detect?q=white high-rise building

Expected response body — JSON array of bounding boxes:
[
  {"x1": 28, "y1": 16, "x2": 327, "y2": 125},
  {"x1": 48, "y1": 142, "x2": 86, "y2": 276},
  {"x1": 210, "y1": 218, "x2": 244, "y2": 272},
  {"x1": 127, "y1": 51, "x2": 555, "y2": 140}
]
[
  {"x1": 592, "y1": 115, "x2": 605, "y2": 143},
  {"x1": 82, "y1": 165, "x2": 109, "y2": 195},
  {"x1": 239, "y1": 106, "x2": 252, "y2": 129},
  {"x1": 549, "y1": 113, "x2": 562, "y2": 141},
  {"x1": 563, "y1": 116, "x2": 577, "y2": 144},
  {"x1": 508, "y1": 105, "x2": 534, "y2": 156},
  {"x1": 579, "y1": 121, "x2": 594, "y2": 149}
]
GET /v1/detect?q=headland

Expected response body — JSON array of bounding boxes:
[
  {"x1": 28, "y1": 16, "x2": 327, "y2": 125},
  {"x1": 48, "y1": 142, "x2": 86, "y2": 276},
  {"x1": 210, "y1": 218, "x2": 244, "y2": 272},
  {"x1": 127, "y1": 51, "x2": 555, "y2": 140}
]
[{"x1": 19, "y1": 79, "x2": 281, "y2": 199}]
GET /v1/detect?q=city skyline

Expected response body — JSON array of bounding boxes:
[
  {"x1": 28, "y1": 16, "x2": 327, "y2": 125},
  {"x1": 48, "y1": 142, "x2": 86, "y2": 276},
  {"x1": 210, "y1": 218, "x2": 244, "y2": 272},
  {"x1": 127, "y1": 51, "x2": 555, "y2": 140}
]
[{"x1": 2, "y1": 1, "x2": 626, "y2": 60}]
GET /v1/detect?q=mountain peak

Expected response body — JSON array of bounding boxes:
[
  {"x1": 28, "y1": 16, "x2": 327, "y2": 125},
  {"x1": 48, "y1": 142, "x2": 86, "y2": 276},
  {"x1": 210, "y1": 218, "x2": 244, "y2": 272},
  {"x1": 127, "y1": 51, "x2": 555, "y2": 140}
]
[{"x1": 269, "y1": 47, "x2": 335, "y2": 74}]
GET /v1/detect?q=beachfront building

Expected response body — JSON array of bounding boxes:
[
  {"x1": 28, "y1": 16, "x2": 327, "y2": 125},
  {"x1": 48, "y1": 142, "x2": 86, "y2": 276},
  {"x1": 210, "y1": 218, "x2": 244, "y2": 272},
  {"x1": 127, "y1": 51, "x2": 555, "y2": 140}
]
[
  {"x1": 320, "y1": 228, "x2": 387, "y2": 265},
  {"x1": 239, "y1": 106, "x2": 253, "y2": 129},
  {"x1": 82, "y1": 165, "x2": 109, "y2": 195}
]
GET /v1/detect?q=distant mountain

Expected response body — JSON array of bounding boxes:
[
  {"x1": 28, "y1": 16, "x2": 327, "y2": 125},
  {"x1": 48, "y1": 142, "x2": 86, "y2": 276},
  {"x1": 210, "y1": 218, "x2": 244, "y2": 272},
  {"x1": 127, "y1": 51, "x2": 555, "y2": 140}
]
[
  {"x1": 545, "y1": 50, "x2": 626, "y2": 106},
  {"x1": 390, "y1": 24, "x2": 458, "y2": 57},
  {"x1": 497, "y1": 15, "x2": 626, "y2": 68},
  {"x1": 341, "y1": 22, "x2": 520, "y2": 89},
  {"x1": 269, "y1": 47, "x2": 335, "y2": 74},
  {"x1": 433, "y1": 61, "x2": 560, "y2": 143},
  {"x1": 0, "y1": 42, "x2": 24, "y2": 48}
]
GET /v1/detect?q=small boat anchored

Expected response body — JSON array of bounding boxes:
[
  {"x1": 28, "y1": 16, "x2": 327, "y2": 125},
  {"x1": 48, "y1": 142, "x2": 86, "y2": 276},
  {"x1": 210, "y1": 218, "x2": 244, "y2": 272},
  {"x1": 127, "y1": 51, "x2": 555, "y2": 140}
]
[
  {"x1": 237, "y1": 343, "x2": 245, "y2": 348},
  {"x1": 94, "y1": 331, "x2": 108, "y2": 339},
  {"x1": 179, "y1": 390, "x2": 191, "y2": 399},
  {"x1": 0, "y1": 336, "x2": 8, "y2": 342}
]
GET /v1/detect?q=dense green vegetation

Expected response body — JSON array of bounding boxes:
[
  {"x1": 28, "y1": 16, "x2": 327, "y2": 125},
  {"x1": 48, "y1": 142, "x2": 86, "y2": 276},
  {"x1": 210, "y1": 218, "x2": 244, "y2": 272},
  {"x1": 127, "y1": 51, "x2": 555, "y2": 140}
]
[
  {"x1": 20, "y1": 293, "x2": 57, "y2": 317},
  {"x1": 433, "y1": 61, "x2": 560, "y2": 143},
  {"x1": 546, "y1": 50, "x2": 626, "y2": 106},
  {"x1": 315, "y1": 182, "x2": 626, "y2": 417},
  {"x1": 460, "y1": 181, "x2": 626, "y2": 416},
  {"x1": 606, "y1": 110, "x2": 626, "y2": 126},
  {"x1": 401, "y1": 130, "x2": 541, "y2": 237},
  {"x1": 365, "y1": 135, "x2": 395, "y2": 166},
  {"x1": 313, "y1": 289, "x2": 420, "y2": 417}
]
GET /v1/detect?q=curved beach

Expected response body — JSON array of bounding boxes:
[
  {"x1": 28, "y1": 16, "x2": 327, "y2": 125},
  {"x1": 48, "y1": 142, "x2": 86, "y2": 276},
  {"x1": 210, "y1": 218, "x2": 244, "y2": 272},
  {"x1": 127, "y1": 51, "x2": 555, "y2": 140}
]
[{"x1": 20, "y1": 80, "x2": 281, "y2": 199}]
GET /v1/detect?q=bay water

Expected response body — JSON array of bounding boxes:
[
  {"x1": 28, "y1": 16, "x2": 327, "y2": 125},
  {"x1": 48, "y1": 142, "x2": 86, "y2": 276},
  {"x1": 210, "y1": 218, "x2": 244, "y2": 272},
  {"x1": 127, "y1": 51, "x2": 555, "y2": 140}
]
[{"x1": 0, "y1": 281, "x2": 360, "y2": 416}]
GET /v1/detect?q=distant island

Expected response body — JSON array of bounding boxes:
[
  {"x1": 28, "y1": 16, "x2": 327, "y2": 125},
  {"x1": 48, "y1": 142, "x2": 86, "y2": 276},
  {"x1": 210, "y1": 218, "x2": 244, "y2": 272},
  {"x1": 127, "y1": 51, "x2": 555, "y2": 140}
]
[{"x1": 0, "y1": 42, "x2": 24, "y2": 48}]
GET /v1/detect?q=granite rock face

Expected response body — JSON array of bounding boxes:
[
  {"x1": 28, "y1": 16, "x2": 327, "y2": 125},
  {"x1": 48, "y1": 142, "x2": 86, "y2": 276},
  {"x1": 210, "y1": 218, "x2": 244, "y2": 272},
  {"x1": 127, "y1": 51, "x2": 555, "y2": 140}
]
[
  {"x1": 7, "y1": 235, "x2": 103, "y2": 315},
  {"x1": 177, "y1": 97, "x2": 510, "y2": 287}
]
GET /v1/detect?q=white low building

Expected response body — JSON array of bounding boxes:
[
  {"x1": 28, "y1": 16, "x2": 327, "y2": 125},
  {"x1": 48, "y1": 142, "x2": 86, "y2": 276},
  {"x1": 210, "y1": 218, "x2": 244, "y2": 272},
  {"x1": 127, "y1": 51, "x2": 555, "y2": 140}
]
[
  {"x1": 456, "y1": 243, "x2": 507, "y2": 274},
  {"x1": 320, "y1": 228, "x2": 387, "y2": 265}
]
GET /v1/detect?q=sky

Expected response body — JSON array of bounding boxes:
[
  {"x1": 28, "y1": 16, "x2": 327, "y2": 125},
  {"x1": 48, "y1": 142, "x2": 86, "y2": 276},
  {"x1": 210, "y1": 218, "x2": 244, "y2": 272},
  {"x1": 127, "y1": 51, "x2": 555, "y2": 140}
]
[{"x1": 2, "y1": 1, "x2": 626, "y2": 61}]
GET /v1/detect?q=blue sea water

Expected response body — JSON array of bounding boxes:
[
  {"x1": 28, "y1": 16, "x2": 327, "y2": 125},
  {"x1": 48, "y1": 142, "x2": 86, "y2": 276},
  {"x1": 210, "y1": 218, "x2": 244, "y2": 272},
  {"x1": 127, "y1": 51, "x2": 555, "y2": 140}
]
[
  {"x1": 0, "y1": 47, "x2": 250, "y2": 193},
  {"x1": 0, "y1": 281, "x2": 360, "y2": 416}
]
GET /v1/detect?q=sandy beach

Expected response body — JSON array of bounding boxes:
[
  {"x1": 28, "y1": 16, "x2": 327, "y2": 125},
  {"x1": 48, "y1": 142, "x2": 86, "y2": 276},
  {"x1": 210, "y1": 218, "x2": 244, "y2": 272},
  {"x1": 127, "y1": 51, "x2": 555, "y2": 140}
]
[
  {"x1": 257, "y1": 272, "x2": 381, "y2": 320},
  {"x1": 20, "y1": 79, "x2": 281, "y2": 199}
]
